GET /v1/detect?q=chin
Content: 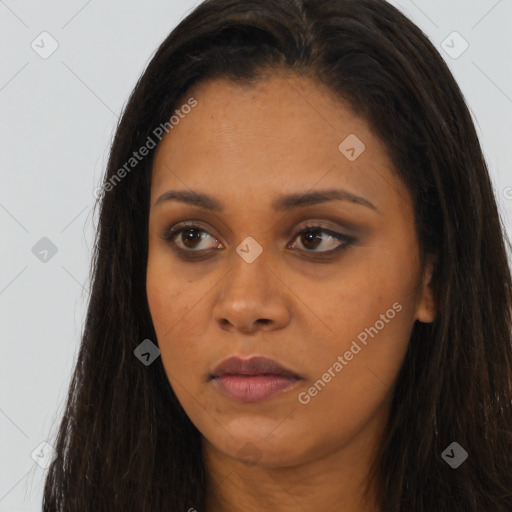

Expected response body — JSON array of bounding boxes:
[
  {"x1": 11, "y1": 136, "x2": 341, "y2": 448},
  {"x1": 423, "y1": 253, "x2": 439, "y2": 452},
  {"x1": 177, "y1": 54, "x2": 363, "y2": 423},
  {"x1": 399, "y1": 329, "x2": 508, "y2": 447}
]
[{"x1": 203, "y1": 423, "x2": 317, "y2": 469}]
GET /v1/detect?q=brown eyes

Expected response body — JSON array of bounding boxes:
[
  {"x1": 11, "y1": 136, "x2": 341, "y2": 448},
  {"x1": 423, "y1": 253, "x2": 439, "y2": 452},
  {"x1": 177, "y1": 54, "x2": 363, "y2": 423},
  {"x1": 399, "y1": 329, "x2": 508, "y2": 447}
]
[{"x1": 162, "y1": 221, "x2": 355, "y2": 261}]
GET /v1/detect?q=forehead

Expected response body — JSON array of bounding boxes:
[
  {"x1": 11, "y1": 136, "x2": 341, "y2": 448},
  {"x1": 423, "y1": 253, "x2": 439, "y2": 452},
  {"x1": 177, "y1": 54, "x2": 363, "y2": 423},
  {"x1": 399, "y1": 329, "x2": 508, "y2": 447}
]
[{"x1": 150, "y1": 74, "x2": 405, "y2": 212}]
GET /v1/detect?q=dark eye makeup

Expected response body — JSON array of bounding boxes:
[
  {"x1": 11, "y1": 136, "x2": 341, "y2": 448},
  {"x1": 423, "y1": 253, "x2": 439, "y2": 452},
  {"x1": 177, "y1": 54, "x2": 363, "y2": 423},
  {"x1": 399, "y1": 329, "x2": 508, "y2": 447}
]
[{"x1": 160, "y1": 220, "x2": 357, "y2": 261}]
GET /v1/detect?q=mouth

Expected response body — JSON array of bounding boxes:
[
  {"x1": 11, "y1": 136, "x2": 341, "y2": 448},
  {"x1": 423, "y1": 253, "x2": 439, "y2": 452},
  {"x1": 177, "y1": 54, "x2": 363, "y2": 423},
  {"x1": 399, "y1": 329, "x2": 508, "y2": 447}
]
[{"x1": 209, "y1": 356, "x2": 302, "y2": 403}]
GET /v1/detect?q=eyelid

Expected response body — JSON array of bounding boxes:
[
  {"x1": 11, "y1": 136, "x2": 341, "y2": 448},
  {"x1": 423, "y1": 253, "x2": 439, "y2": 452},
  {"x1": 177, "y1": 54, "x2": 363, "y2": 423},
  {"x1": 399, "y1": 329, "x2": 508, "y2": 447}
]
[
  {"x1": 162, "y1": 219, "x2": 356, "y2": 257},
  {"x1": 163, "y1": 220, "x2": 222, "y2": 241},
  {"x1": 289, "y1": 224, "x2": 355, "y2": 255}
]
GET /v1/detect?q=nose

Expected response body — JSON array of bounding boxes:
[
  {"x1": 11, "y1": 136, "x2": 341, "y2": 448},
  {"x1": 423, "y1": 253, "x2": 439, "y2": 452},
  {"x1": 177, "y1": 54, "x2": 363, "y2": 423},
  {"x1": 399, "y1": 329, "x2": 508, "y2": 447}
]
[{"x1": 213, "y1": 250, "x2": 291, "y2": 334}]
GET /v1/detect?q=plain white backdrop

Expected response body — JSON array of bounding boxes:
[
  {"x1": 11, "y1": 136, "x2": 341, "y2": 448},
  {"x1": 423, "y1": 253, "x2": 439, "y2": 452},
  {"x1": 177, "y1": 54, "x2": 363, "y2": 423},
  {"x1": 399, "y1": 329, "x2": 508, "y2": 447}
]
[{"x1": 1, "y1": 1, "x2": 511, "y2": 510}]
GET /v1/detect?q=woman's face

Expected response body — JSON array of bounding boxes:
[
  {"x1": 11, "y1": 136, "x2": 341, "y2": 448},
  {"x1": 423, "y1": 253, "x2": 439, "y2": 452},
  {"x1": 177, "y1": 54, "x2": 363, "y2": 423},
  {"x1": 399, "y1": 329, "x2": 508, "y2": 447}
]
[{"x1": 146, "y1": 74, "x2": 435, "y2": 469}]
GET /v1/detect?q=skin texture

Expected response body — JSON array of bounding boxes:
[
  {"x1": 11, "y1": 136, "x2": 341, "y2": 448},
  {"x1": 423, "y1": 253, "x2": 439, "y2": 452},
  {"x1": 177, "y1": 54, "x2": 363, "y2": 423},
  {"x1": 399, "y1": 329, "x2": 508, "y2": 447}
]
[{"x1": 146, "y1": 74, "x2": 436, "y2": 512}]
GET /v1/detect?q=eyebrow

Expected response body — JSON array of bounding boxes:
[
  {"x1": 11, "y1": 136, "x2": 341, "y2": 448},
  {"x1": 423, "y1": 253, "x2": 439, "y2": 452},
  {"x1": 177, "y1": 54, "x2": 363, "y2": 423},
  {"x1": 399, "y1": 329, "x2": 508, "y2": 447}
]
[{"x1": 154, "y1": 188, "x2": 378, "y2": 213}]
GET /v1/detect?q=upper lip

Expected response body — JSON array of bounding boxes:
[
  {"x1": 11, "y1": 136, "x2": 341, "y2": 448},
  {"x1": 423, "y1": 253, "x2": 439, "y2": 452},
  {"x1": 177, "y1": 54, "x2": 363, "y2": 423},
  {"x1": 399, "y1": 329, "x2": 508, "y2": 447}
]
[{"x1": 210, "y1": 356, "x2": 301, "y2": 379}]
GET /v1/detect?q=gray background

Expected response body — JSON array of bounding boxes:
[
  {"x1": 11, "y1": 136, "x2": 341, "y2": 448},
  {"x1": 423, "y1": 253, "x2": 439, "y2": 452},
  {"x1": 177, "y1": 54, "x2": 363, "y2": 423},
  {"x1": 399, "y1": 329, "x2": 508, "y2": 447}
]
[{"x1": 1, "y1": 1, "x2": 511, "y2": 510}]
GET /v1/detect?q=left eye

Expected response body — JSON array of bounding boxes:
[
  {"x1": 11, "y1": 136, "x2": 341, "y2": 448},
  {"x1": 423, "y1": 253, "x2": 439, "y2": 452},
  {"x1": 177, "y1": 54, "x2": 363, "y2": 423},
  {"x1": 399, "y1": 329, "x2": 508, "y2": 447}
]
[
  {"x1": 163, "y1": 224, "x2": 353, "y2": 255},
  {"x1": 289, "y1": 226, "x2": 353, "y2": 253}
]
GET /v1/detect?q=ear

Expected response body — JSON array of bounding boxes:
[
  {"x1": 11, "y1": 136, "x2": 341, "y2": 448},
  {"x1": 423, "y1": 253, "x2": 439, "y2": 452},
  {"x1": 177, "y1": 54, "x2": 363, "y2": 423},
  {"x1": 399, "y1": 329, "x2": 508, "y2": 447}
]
[{"x1": 415, "y1": 254, "x2": 437, "y2": 324}]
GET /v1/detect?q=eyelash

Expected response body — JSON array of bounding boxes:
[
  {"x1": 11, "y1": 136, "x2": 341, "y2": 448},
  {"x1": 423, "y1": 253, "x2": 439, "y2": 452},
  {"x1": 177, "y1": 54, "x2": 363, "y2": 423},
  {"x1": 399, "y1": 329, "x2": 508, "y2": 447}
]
[{"x1": 162, "y1": 221, "x2": 356, "y2": 260}]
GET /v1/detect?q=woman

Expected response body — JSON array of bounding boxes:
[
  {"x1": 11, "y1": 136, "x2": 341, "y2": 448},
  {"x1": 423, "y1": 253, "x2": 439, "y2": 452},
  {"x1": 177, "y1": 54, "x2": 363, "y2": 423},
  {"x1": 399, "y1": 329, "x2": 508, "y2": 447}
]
[{"x1": 42, "y1": 0, "x2": 512, "y2": 510}]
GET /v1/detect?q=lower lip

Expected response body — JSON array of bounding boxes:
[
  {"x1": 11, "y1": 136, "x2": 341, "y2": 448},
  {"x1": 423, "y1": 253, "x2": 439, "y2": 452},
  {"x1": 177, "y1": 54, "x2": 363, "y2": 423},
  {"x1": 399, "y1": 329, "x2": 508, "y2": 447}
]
[{"x1": 211, "y1": 375, "x2": 300, "y2": 402}]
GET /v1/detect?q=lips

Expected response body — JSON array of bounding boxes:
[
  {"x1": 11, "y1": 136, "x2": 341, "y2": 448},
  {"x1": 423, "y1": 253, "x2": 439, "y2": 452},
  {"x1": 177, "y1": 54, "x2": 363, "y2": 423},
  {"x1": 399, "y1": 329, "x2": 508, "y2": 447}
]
[
  {"x1": 209, "y1": 356, "x2": 302, "y2": 403},
  {"x1": 211, "y1": 356, "x2": 301, "y2": 379}
]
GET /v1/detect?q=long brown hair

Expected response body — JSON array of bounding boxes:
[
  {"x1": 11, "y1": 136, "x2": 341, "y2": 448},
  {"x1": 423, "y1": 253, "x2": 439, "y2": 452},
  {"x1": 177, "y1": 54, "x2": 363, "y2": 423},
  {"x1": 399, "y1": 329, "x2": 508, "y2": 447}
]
[{"x1": 43, "y1": 0, "x2": 512, "y2": 510}]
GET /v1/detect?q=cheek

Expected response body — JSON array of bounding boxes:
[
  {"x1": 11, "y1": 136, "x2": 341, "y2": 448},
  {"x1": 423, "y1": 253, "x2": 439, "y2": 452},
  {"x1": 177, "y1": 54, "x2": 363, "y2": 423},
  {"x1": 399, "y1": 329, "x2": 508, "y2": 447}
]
[
  {"x1": 293, "y1": 305, "x2": 413, "y2": 449},
  {"x1": 146, "y1": 251, "x2": 195, "y2": 336},
  {"x1": 146, "y1": 273, "x2": 180, "y2": 336},
  {"x1": 300, "y1": 252, "x2": 418, "y2": 410},
  {"x1": 306, "y1": 265, "x2": 416, "y2": 356},
  {"x1": 146, "y1": 266, "x2": 209, "y2": 382}
]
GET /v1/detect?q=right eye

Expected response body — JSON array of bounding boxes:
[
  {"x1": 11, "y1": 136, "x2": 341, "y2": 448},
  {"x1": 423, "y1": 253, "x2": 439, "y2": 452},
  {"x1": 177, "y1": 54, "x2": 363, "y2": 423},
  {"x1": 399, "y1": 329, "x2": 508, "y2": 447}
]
[{"x1": 163, "y1": 223, "x2": 223, "y2": 253}]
